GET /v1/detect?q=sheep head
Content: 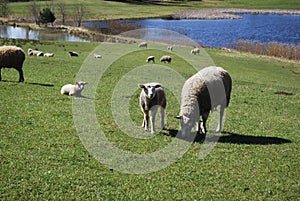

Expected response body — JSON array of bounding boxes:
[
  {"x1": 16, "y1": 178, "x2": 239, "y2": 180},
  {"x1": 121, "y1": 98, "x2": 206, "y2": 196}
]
[{"x1": 138, "y1": 83, "x2": 161, "y2": 100}]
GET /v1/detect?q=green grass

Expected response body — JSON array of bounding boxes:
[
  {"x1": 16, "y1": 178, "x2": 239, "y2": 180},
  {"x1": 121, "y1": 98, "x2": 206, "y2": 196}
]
[
  {"x1": 1, "y1": 38, "x2": 299, "y2": 200},
  {"x1": 6, "y1": 0, "x2": 300, "y2": 20}
]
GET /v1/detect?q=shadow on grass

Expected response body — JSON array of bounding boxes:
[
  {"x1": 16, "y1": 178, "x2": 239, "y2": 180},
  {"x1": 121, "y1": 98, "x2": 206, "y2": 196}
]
[
  {"x1": 1, "y1": 80, "x2": 54, "y2": 87},
  {"x1": 166, "y1": 129, "x2": 291, "y2": 145}
]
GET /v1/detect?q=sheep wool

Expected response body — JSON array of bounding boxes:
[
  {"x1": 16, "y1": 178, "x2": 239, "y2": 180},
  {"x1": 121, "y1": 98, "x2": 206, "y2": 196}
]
[
  {"x1": 0, "y1": 45, "x2": 25, "y2": 82},
  {"x1": 178, "y1": 66, "x2": 232, "y2": 137},
  {"x1": 61, "y1": 81, "x2": 87, "y2": 96}
]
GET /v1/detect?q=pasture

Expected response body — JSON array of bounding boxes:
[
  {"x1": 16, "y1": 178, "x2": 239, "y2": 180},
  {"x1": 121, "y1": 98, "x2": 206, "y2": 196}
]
[{"x1": 0, "y1": 38, "x2": 299, "y2": 200}]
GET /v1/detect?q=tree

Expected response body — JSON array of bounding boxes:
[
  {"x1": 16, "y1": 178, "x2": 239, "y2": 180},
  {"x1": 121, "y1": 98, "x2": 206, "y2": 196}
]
[
  {"x1": 28, "y1": 0, "x2": 40, "y2": 25},
  {"x1": 73, "y1": 4, "x2": 85, "y2": 27},
  {"x1": 39, "y1": 7, "x2": 56, "y2": 26},
  {"x1": 57, "y1": 2, "x2": 66, "y2": 25}
]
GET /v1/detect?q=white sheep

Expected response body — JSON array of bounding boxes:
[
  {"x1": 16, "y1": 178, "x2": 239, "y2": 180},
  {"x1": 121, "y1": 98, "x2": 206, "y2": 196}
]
[
  {"x1": 94, "y1": 53, "x2": 102, "y2": 58},
  {"x1": 167, "y1": 46, "x2": 173, "y2": 51},
  {"x1": 0, "y1": 45, "x2": 25, "y2": 82},
  {"x1": 160, "y1": 55, "x2": 172, "y2": 63},
  {"x1": 138, "y1": 82, "x2": 167, "y2": 134},
  {"x1": 138, "y1": 42, "x2": 147, "y2": 48},
  {"x1": 191, "y1": 47, "x2": 200, "y2": 55},
  {"x1": 27, "y1": 48, "x2": 44, "y2": 56},
  {"x1": 176, "y1": 66, "x2": 232, "y2": 138},
  {"x1": 44, "y1": 53, "x2": 54, "y2": 57},
  {"x1": 146, "y1": 56, "x2": 155, "y2": 63},
  {"x1": 60, "y1": 81, "x2": 87, "y2": 97}
]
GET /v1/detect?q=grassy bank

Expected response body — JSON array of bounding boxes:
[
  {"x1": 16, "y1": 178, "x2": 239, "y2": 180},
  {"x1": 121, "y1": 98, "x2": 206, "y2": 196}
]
[
  {"x1": 5, "y1": 0, "x2": 300, "y2": 21},
  {"x1": 0, "y1": 38, "x2": 299, "y2": 200}
]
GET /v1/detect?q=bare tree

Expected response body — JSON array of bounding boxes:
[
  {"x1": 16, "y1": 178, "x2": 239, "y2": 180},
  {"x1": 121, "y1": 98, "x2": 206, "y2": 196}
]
[
  {"x1": 0, "y1": 0, "x2": 9, "y2": 17},
  {"x1": 57, "y1": 2, "x2": 66, "y2": 25},
  {"x1": 73, "y1": 4, "x2": 85, "y2": 27},
  {"x1": 28, "y1": 0, "x2": 40, "y2": 25}
]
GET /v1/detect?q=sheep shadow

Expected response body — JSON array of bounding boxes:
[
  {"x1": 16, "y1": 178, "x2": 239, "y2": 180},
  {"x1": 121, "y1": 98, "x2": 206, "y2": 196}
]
[
  {"x1": 1, "y1": 80, "x2": 54, "y2": 87},
  {"x1": 166, "y1": 129, "x2": 291, "y2": 145}
]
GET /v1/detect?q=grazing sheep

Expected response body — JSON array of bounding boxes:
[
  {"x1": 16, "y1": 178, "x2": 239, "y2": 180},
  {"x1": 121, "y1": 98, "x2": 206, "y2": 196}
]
[
  {"x1": 94, "y1": 53, "x2": 102, "y2": 58},
  {"x1": 160, "y1": 55, "x2": 172, "y2": 63},
  {"x1": 27, "y1": 48, "x2": 44, "y2": 56},
  {"x1": 68, "y1": 51, "x2": 78, "y2": 57},
  {"x1": 44, "y1": 53, "x2": 54, "y2": 57},
  {"x1": 176, "y1": 66, "x2": 232, "y2": 138},
  {"x1": 191, "y1": 47, "x2": 200, "y2": 55},
  {"x1": 138, "y1": 42, "x2": 147, "y2": 48},
  {"x1": 146, "y1": 56, "x2": 155, "y2": 63},
  {"x1": 60, "y1": 81, "x2": 87, "y2": 96},
  {"x1": 0, "y1": 45, "x2": 25, "y2": 82},
  {"x1": 138, "y1": 82, "x2": 167, "y2": 134},
  {"x1": 167, "y1": 46, "x2": 173, "y2": 51}
]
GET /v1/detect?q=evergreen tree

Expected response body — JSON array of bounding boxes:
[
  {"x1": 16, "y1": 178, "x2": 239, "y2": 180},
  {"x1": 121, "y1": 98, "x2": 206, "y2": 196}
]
[{"x1": 39, "y1": 8, "x2": 56, "y2": 26}]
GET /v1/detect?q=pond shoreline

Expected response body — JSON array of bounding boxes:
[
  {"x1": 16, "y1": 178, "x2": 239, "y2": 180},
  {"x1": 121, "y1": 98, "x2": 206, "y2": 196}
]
[{"x1": 171, "y1": 8, "x2": 300, "y2": 20}]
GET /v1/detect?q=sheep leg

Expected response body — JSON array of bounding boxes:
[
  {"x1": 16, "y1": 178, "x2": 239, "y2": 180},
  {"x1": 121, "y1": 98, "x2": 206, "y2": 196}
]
[
  {"x1": 160, "y1": 107, "x2": 165, "y2": 130},
  {"x1": 0, "y1": 68, "x2": 2, "y2": 81},
  {"x1": 142, "y1": 111, "x2": 149, "y2": 131},
  {"x1": 216, "y1": 106, "x2": 225, "y2": 133},
  {"x1": 150, "y1": 107, "x2": 158, "y2": 134},
  {"x1": 200, "y1": 112, "x2": 209, "y2": 134},
  {"x1": 17, "y1": 69, "x2": 24, "y2": 82}
]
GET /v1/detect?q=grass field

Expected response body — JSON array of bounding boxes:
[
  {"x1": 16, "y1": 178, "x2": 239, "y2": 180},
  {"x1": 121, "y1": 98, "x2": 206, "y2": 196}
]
[
  {"x1": 6, "y1": 0, "x2": 300, "y2": 21},
  {"x1": 0, "y1": 38, "x2": 299, "y2": 200}
]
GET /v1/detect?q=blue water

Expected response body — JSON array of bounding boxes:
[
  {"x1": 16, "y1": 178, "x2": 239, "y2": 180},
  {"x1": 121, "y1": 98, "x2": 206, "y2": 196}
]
[{"x1": 83, "y1": 14, "x2": 300, "y2": 47}]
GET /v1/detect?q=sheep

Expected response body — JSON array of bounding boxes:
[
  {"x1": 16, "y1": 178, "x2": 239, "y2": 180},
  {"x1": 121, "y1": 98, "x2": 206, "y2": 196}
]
[
  {"x1": 176, "y1": 66, "x2": 232, "y2": 138},
  {"x1": 146, "y1": 56, "x2": 155, "y2": 63},
  {"x1": 27, "y1": 48, "x2": 44, "y2": 56},
  {"x1": 44, "y1": 53, "x2": 54, "y2": 57},
  {"x1": 93, "y1": 53, "x2": 102, "y2": 58},
  {"x1": 191, "y1": 47, "x2": 200, "y2": 55},
  {"x1": 160, "y1": 55, "x2": 172, "y2": 63},
  {"x1": 68, "y1": 51, "x2": 78, "y2": 57},
  {"x1": 60, "y1": 81, "x2": 87, "y2": 97},
  {"x1": 138, "y1": 82, "x2": 167, "y2": 134},
  {"x1": 0, "y1": 45, "x2": 25, "y2": 82},
  {"x1": 167, "y1": 46, "x2": 173, "y2": 51},
  {"x1": 138, "y1": 42, "x2": 147, "y2": 48}
]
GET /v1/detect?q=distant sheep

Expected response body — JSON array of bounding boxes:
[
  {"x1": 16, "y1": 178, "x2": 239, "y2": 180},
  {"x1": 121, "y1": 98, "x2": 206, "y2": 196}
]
[
  {"x1": 0, "y1": 45, "x2": 25, "y2": 82},
  {"x1": 160, "y1": 55, "x2": 171, "y2": 63},
  {"x1": 146, "y1": 56, "x2": 155, "y2": 63},
  {"x1": 191, "y1": 47, "x2": 200, "y2": 55},
  {"x1": 61, "y1": 81, "x2": 87, "y2": 96},
  {"x1": 167, "y1": 46, "x2": 173, "y2": 51},
  {"x1": 28, "y1": 48, "x2": 44, "y2": 56},
  {"x1": 176, "y1": 66, "x2": 232, "y2": 138},
  {"x1": 68, "y1": 51, "x2": 78, "y2": 57},
  {"x1": 44, "y1": 53, "x2": 54, "y2": 57},
  {"x1": 138, "y1": 82, "x2": 167, "y2": 134},
  {"x1": 94, "y1": 53, "x2": 102, "y2": 58},
  {"x1": 138, "y1": 42, "x2": 147, "y2": 48}
]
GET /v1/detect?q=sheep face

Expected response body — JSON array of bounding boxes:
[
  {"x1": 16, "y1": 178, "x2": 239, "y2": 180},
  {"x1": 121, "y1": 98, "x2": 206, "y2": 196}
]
[
  {"x1": 138, "y1": 83, "x2": 161, "y2": 100},
  {"x1": 76, "y1": 81, "x2": 87, "y2": 90}
]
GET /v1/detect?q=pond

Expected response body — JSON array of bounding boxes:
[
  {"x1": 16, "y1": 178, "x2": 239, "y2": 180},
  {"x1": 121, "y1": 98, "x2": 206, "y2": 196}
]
[
  {"x1": 0, "y1": 25, "x2": 90, "y2": 42},
  {"x1": 83, "y1": 14, "x2": 300, "y2": 48}
]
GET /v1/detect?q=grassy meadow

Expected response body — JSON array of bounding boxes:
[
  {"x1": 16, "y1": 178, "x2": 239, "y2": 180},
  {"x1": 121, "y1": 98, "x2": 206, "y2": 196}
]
[
  {"x1": 0, "y1": 38, "x2": 299, "y2": 200},
  {"x1": 6, "y1": 0, "x2": 300, "y2": 21}
]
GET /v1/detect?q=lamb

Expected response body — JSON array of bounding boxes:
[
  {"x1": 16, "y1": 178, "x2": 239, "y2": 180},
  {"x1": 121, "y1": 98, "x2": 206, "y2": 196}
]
[
  {"x1": 94, "y1": 53, "x2": 102, "y2": 58},
  {"x1": 176, "y1": 66, "x2": 232, "y2": 138},
  {"x1": 138, "y1": 82, "x2": 167, "y2": 134},
  {"x1": 27, "y1": 48, "x2": 44, "y2": 56},
  {"x1": 146, "y1": 56, "x2": 155, "y2": 63},
  {"x1": 138, "y1": 42, "x2": 147, "y2": 48},
  {"x1": 0, "y1": 45, "x2": 25, "y2": 82},
  {"x1": 191, "y1": 47, "x2": 200, "y2": 55},
  {"x1": 167, "y1": 46, "x2": 173, "y2": 51},
  {"x1": 68, "y1": 51, "x2": 78, "y2": 57},
  {"x1": 60, "y1": 81, "x2": 87, "y2": 96},
  {"x1": 44, "y1": 53, "x2": 54, "y2": 57},
  {"x1": 160, "y1": 55, "x2": 172, "y2": 63}
]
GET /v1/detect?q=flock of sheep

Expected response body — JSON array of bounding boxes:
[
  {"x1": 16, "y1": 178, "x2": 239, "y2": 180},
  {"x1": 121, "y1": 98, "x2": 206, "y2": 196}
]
[{"x1": 0, "y1": 42, "x2": 232, "y2": 138}]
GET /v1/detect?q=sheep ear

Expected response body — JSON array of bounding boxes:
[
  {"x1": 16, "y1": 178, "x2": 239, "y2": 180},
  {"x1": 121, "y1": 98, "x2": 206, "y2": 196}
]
[
  {"x1": 155, "y1": 84, "x2": 162, "y2": 88},
  {"x1": 175, "y1": 115, "x2": 182, "y2": 119},
  {"x1": 138, "y1": 84, "x2": 145, "y2": 89}
]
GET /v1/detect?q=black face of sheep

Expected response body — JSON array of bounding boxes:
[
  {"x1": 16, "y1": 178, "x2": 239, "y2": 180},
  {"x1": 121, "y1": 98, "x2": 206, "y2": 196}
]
[
  {"x1": 0, "y1": 46, "x2": 25, "y2": 82},
  {"x1": 69, "y1": 51, "x2": 79, "y2": 57}
]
